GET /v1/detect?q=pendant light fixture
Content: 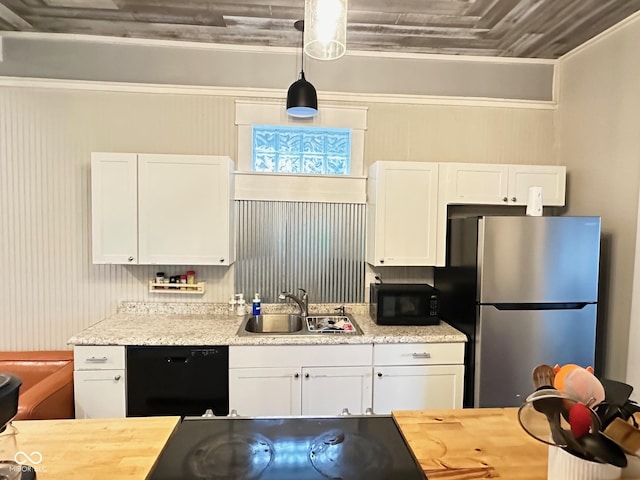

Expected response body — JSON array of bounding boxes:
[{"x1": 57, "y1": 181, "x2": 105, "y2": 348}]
[
  {"x1": 286, "y1": 20, "x2": 318, "y2": 118},
  {"x1": 304, "y1": 0, "x2": 348, "y2": 61}
]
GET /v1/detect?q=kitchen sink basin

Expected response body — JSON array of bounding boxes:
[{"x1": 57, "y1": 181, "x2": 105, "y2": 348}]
[
  {"x1": 243, "y1": 314, "x2": 304, "y2": 333},
  {"x1": 237, "y1": 313, "x2": 363, "y2": 336}
]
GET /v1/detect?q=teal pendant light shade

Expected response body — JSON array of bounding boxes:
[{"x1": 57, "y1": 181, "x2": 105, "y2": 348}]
[{"x1": 287, "y1": 20, "x2": 318, "y2": 118}]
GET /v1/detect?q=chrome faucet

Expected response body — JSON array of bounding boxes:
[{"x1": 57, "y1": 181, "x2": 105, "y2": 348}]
[{"x1": 279, "y1": 288, "x2": 308, "y2": 317}]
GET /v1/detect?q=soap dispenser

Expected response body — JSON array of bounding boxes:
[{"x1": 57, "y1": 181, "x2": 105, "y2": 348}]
[
  {"x1": 252, "y1": 293, "x2": 261, "y2": 316},
  {"x1": 228, "y1": 296, "x2": 236, "y2": 314},
  {"x1": 236, "y1": 294, "x2": 246, "y2": 316}
]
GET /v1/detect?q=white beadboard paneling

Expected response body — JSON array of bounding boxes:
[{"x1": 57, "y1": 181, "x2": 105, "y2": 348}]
[
  {"x1": 0, "y1": 88, "x2": 236, "y2": 351},
  {"x1": 364, "y1": 103, "x2": 556, "y2": 167},
  {"x1": 0, "y1": 86, "x2": 556, "y2": 351}
]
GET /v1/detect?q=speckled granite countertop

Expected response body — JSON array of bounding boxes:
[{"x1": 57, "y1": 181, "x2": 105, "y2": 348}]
[{"x1": 68, "y1": 302, "x2": 467, "y2": 346}]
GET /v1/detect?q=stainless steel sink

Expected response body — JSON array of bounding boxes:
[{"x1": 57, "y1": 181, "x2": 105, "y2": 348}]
[
  {"x1": 237, "y1": 313, "x2": 363, "y2": 336},
  {"x1": 243, "y1": 314, "x2": 304, "y2": 334}
]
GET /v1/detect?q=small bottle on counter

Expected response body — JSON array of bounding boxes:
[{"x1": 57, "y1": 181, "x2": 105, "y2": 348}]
[
  {"x1": 252, "y1": 293, "x2": 261, "y2": 316},
  {"x1": 236, "y1": 293, "x2": 246, "y2": 316},
  {"x1": 228, "y1": 296, "x2": 236, "y2": 313}
]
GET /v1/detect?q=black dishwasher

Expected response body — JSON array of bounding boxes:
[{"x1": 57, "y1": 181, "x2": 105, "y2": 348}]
[{"x1": 126, "y1": 346, "x2": 228, "y2": 417}]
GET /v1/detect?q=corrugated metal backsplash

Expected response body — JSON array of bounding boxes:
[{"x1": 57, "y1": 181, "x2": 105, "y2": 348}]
[{"x1": 235, "y1": 201, "x2": 366, "y2": 304}]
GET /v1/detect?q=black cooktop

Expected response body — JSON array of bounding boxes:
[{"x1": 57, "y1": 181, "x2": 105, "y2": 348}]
[{"x1": 149, "y1": 415, "x2": 427, "y2": 480}]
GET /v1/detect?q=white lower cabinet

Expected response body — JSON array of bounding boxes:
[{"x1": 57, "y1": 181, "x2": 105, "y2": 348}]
[
  {"x1": 73, "y1": 346, "x2": 126, "y2": 419},
  {"x1": 73, "y1": 370, "x2": 126, "y2": 419},
  {"x1": 228, "y1": 367, "x2": 302, "y2": 416},
  {"x1": 372, "y1": 343, "x2": 464, "y2": 414},
  {"x1": 229, "y1": 345, "x2": 373, "y2": 417},
  {"x1": 301, "y1": 366, "x2": 372, "y2": 416},
  {"x1": 373, "y1": 365, "x2": 464, "y2": 413}
]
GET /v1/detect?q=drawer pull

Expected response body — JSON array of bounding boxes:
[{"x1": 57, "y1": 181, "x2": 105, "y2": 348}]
[
  {"x1": 411, "y1": 352, "x2": 431, "y2": 359},
  {"x1": 85, "y1": 356, "x2": 108, "y2": 363},
  {"x1": 114, "y1": 375, "x2": 121, "y2": 381}
]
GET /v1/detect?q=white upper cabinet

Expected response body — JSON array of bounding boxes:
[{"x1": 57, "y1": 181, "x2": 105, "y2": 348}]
[
  {"x1": 508, "y1": 165, "x2": 566, "y2": 206},
  {"x1": 91, "y1": 153, "x2": 138, "y2": 264},
  {"x1": 366, "y1": 161, "x2": 439, "y2": 266},
  {"x1": 441, "y1": 163, "x2": 566, "y2": 206},
  {"x1": 137, "y1": 154, "x2": 234, "y2": 265},
  {"x1": 91, "y1": 152, "x2": 235, "y2": 265}
]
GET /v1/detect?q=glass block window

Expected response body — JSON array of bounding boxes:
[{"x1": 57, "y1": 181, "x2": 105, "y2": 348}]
[{"x1": 252, "y1": 125, "x2": 351, "y2": 175}]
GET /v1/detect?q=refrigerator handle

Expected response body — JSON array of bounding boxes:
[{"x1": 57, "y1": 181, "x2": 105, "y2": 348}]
[{"x1": 489, "y1": 302, "x2": 590, "y2": 311}]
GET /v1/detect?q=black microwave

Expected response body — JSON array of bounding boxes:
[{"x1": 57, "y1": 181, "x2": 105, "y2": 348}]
[{"x1": 369, "y1": 283, "x2": 440, "y2": 326}]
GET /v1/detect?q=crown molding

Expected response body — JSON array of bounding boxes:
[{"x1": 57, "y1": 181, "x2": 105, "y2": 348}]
[{"x1": 0, "y1": 76, "x2": 557, "y2": 110}]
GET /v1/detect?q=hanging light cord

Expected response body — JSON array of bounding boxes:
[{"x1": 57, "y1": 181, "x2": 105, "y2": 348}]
[{"x1": 299, "y1": 23, "x2": 305, "y2": 78}]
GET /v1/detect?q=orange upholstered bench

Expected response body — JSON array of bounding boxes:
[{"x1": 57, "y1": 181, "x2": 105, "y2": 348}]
[{"x1": 0, "y1": 350, "x2": 74, "y2": 420}]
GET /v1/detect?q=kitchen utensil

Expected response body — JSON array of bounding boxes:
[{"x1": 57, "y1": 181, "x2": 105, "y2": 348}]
[
  {"x1": 531, "y1": 365, "x2": 592, "y2": 440},
  {"x1": 0, "y1": 373, "x2": 36, "y2": 480},
  {"x1": 577, "y1": 430, "x2": 628, "y2": 467},
  {"x1": 519, "y1": 389, "x2": 575, "y2": 447},
  {"x1": 603, "y1": 417, "x2": 640, "y2": 456},
  {"x1": 563, "y1": 367, "x2": 605, "y2": 407},
  {"x1": 553, "y1": 363, "x2": 594, "y2": 392},
  {"x1": 532, "y1": 364, "x2": 555, "y2": 389},
  {"x1": 0, "y1": 373, "x2": 21, "y2": 428},
  {"x1": 595, "y1": 378, "x2": 635, "y2": 428},
  {"x1": 569, "y1": 402, "x2": 593, "y2": 438},
  {"x1": 528, "y1": 365, "x2": 568, "y2": 446},
  {"x1": 519, "y1": 387, "x2": 605, "y2": 464}
]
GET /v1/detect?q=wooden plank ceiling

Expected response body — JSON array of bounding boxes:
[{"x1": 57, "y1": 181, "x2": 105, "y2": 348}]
[{"x1": 1, "y1": 0, "x2": 640, "y2": 58}]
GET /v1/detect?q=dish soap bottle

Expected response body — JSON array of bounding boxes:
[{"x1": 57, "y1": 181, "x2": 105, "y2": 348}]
[{"x1": 252, "y1": 293, "x2": 261, "y2": 316}]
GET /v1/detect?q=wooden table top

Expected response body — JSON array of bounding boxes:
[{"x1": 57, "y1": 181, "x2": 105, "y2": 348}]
[
  {"x1": 11, "y1": 416, "x2": 180, "y2": 480},
  {"x1": 394, "y1": 408, "x2": 549, "y2": 479},
  {"x1": 10, "y1": 409, "x2": 639, "y2": 479}
]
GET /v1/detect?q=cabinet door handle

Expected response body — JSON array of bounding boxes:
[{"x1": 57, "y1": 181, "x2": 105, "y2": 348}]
[
  {"x1": 85, "y1": 356, "x2": 108, "y2": 363},
  {"x1": 114, "y1": 375, "x2": 121, "y2": 381},
  {"x1": 304, "y1": 373, "x2": 310, "y2": 378},
  {"x1": 411, "y1": 352, "x2": 431, "y2": 359},
  {"x1": 380, "y1": 259, "x2": 384, "y2": 264},
  {"x1": 502, "y1": 197, "x2": 508, "y2": 202},
  {"x1": 219, "y1": 258, "x2": 225, "y2": 263},
  {"x1": 511, "y1": 197, "x2": 517, "y2": 202},
  {"x1": 294, "y1": 373, "x2": 299, "y2": 378},
  {"x1": 128, "y1": 256, "x2": 134, "y2": 262},
  {"x1": 377, "y1": 372, "x2": 383, "y2": 377}
]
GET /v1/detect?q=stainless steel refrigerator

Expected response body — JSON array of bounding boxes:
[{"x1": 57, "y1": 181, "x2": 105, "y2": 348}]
[{"x1": 434, "y1": 216, "x2": 601, "y2": 408}]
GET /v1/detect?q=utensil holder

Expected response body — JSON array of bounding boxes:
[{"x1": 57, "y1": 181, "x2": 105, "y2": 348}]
[
  {"x1": 548, "y1": 445, "x2": 622, "y2": 480},
  {"x1": 622, "y1": 454, "x2": 640, "y2": 478}
]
